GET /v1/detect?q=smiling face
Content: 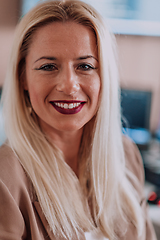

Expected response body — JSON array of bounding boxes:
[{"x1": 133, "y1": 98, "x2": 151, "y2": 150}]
[{"x1": 25, "y1": 21, "x2": 100, "y2": 136}]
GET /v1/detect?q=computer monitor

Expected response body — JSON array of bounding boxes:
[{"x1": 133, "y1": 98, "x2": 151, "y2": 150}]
[
  {"x1": 121, "y1": 88, "x2": 152, "y2": 130},
  {"x1": 121, "y1": 88, "x2": 152, "y2": 149}
]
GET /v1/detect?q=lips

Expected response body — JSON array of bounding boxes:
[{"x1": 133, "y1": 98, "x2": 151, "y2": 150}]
[{"x1": 50, "y1": 100, "x2": 85, "y2": 115}]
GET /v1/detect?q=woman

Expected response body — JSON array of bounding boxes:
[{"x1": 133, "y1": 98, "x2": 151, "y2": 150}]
[{"x1": 0, "y1": 0, "x2": 157, "y2": 239}]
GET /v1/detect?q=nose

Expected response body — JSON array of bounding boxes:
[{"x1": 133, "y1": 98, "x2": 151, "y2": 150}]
[{"x1": 56, "y1": 65, "x2": 80, "y2": 96}]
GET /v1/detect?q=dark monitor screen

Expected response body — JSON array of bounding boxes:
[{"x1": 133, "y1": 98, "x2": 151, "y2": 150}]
[{"x1": 121, "y1": 89, "x2": 152, "y2": 130}]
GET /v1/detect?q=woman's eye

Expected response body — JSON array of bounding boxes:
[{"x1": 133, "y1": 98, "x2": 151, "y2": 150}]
[
  {"x1": 36, "y1": 64, "x2": 57, "y2": 71},
  {"x1": 77, "y1": 63, "x2": 95, "y2": 71}
]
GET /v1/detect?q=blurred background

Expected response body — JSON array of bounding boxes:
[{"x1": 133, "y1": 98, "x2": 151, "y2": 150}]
[{"x1": 0, "y1": 0, "x2": 160, "y2": 238}]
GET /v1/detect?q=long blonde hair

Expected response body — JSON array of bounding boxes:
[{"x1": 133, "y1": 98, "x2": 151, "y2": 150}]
[{"x1": 2, "y1": 0, "x2": 144, "y2": 239}]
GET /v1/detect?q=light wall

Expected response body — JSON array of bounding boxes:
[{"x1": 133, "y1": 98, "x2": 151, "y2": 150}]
[
  {"x1": 0, "y1": 0, "x2": 20, "y2": 26},
  {"x1": 116, "y1": 35, "x2": 160, "y2": 132},
  {"x1": 0, "y1": 0, "x2": 20, "y2": 86}
]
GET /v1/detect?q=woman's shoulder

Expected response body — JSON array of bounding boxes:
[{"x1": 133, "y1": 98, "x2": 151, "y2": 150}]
[
  {"x1": 0, "y1": 143, "x2": 32, "y2": 200},
  {"x1": 0, "y1": 145, "x2": 42, "y2": 238},
  {"x1": 0, "y1": 143, "x2": 24, "y2": 179},
  {"x1": 122, "y1": 136, "x2": 157, "y2": 240},
  {"x1": 0, "y1": 142, "x2": 18, "y2": 163},
  {"x1": 122, "y1": 135, "x2": 144, "y2": 187}
]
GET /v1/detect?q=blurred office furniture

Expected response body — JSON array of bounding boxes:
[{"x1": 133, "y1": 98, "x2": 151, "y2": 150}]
[
  {"x1": 121, "y1": 88, "x2": 152, "y2": 150},
  {"x1": 145, "y1": 181, "x2": 160, "y2": 239},
  {"x1": 121, "y1": 88, "x2": 160, "y2": 239},
  {"x1": 142, "y1": 138, "x2": 160, "y2": 186}
]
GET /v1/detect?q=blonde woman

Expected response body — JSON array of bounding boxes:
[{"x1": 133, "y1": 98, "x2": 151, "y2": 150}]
[{"x1": 0, "y1": 0, "x2": 157, "y2": 239}]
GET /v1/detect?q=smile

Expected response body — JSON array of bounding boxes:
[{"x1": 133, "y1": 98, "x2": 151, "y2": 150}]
[
  {"x1": 50, "y1": 101, "x2": 85, "y2": 115},
  {"x1": 54, "y1": 102, "x2": 81, "y2": 109}
]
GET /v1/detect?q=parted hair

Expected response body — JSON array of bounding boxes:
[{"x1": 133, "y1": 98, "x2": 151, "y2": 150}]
[{"x1": 2, "y1": 0, "x2": 144, "y2": 239}]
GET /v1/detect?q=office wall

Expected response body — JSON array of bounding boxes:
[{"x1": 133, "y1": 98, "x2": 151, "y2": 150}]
[
  {"x1": 0, "y1": 0, "x2": 21, "y2": 86},
  {"x1": 117, "y1": 35, "x2": 160, "y2": 132},
  {"x1": 0, "y1": 0, "x2": 20, "y2": 26}
]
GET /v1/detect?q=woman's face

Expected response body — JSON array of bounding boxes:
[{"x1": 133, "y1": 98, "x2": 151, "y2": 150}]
[{"x1": 25, "y1": 21, "x2": 100, "y2": 135}]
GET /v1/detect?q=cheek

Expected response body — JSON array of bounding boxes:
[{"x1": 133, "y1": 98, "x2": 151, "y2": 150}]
[
  {"x1": 91, "y1": 78, "x2": 101, "y2": 116},
  {"x1": 26, "y1": 79, "x2": 48, "y2": 105},
  {"x1": 28, "y1": 85, "x2": 43, "y2": 108},
  {"x1": 88, "y1": 77, "x2": 101, "y2": 103}
]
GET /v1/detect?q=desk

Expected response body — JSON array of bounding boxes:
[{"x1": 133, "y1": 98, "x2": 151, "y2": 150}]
[
  {"x1": 141, "y1": 139, "x2": 160, "y2": 239},
  {"x1": 145, "y1": 182, "x2": 160, "y2": 239}
]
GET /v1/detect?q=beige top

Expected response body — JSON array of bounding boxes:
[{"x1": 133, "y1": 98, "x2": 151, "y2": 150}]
[{"x1": 0, "y1": 137, "x2": 157, "y2": 240}]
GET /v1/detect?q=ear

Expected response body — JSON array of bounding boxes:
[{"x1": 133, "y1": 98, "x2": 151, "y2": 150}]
[
  {"x1": 22, "y1": 75, "x2": 28, "y2": 90},
  {"x1": 23, "y1": 81, "x2": 28, "y2": 90}
]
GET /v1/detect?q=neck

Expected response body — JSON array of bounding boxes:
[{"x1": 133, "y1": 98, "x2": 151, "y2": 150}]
[{"x1": 47, "y1": 128, "x2": 83, "y2": 175}]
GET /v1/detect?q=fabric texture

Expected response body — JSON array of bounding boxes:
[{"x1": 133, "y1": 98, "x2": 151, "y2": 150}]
[{"x1": 0, "y1": 137, "x2": 157, "y2": 240}]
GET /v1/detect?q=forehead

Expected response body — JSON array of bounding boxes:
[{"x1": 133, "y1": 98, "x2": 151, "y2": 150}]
[{"x1": 27, "y1": 21, "x2": 98, "y2": 58}]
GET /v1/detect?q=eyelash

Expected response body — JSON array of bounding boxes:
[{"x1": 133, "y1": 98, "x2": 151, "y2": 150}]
[
  {"x1": 35, "y1": 64, "x2": 57, "y2": 71},
  {"x1": 77, "y1": 63, "x2": 96, "y2": 71},
  {"x1": 35, "y1": 63, "x2": 96, "y2": 72}
]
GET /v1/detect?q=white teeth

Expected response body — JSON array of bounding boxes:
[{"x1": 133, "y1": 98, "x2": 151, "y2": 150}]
[
  {"x1": 69, "y1": 103, "x2": 74, "y2": 109},
  {"x1": 54, "y1": 102, "x2": 81, "y2": 109},
  {"x1": 64, "y1": 103, "x2": 68, "y2": 109}
]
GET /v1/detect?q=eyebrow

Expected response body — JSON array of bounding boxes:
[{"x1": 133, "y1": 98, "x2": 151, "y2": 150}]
[
  {"x1": 34, "y1": 55, "x2": 98, "y2": 63},
  {"x1": 77, "y1": 55, "x2": 98, "y2": 62},
  {"x1": 34, "y1": 56, "x2": 57, "y2": 63}
]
